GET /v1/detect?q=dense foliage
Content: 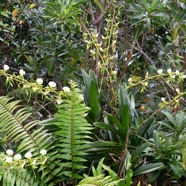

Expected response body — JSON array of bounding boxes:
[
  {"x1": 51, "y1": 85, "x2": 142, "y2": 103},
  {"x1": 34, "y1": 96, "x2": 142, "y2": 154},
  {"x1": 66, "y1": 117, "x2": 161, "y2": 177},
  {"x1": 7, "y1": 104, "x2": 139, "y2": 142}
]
[{"x1": 0, "y1": 0, "x2": 186, "y2": 185}]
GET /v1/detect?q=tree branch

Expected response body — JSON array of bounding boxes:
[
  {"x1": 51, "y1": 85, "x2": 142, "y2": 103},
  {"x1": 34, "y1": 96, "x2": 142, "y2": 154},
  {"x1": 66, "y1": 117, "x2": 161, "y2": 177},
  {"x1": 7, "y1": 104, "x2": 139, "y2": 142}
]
[{"x1": 92, "y1": 0, "x2": 113, "y2": 25}]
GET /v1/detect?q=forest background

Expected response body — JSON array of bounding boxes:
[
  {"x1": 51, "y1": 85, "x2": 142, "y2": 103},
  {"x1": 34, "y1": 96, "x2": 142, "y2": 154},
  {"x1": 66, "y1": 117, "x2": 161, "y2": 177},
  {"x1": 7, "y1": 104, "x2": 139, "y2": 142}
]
[{"x1": 0, "y1": 0, "x2": 186, "y2": 185}]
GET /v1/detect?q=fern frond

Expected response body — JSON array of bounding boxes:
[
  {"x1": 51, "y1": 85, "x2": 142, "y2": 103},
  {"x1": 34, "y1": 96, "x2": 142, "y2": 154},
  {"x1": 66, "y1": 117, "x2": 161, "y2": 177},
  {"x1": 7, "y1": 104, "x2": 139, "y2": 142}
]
[
  {"x1": 0, "y1": 96, "x2": 51, "y2": 155},
  {"x1": 0, "y1": 96, "x2": 60, "y2": 186},
  {"x1": 53, "y1": 81, "x2": 93, "y2": 179}
]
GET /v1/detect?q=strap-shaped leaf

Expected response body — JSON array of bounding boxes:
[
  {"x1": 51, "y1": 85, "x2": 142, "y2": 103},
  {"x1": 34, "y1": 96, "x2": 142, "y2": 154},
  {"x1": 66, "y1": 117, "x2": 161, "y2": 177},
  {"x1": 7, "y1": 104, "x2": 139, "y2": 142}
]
[{"x1": 133, "y1": 162, "x2": 165, "y2": 176}]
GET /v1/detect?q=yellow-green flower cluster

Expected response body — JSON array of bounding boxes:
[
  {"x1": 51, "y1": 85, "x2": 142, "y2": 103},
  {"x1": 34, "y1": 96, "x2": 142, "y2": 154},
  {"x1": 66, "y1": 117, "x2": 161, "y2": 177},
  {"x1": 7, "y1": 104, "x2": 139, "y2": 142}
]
[{"x1": 0, "y1": 66, "x2": 85, "y2": 106}]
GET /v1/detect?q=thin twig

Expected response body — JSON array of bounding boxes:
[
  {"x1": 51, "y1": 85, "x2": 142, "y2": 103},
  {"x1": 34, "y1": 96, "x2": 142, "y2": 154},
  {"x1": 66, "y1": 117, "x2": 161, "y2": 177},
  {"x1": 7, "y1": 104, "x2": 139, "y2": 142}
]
[{"x1": 134, "y1": 41, "x2": 156, "y2": 67}]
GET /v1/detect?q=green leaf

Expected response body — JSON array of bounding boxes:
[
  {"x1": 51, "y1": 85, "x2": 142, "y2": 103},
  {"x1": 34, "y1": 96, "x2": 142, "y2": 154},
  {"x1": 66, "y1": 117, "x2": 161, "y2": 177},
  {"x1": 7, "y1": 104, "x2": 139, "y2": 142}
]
[
  {"x1": 140, "y1": 0, "x2": 149, "y2": 11},
  {"x1": 24, "y1": 55, "x2": 33, "y2": 64},
  {"x1": 161, "y1": 110, "x2": 176, "y2": 125},
  {"x1": 131, "y1": 143, "x2": 149, "y2": 159},
  {"x1": 94, "y1": 122, "x2": 120, "y2": 135},
  {"x1": 153, "y1": 130, "x2": 160, "y2": 149},
  {"x1": 118, "y1": 86, "x2": 131, "y2": 134},
  {"x1": 93, "y1": 0, "x2": 105, "y2": 13},
  {"x1": 104, "y1": 112, "x2": 124, "y2": 133},
  {"x1": 138, "y1": 118, "x2": 155, "y2": 137},
  {"x1": 81, "y1": 69, "x2": 99, "y2": 122},
  {"x1": 90, "y1": 141, "x2": 119, "y2": 149},
  {"x1": 132, "y1": 76, "x2": 142, "y2": 82},
  {"x1": 125, "y1": 169, "x2": 133, "y2": 186},
  {"x1": 78, "y1": 159, "x2": 123, "y2": 186},
  {"x1": 133, "y1": 162, "x2": 164, "y2": 176},
  {"x1": 159, "y1": 121, "x2": 174, "y2": 130},
  {"x1": 146, "y1": 171, "x2": 160, "y2": 183},
  {"x1": 1, "y1": 10, "x2": 9, "y2": 18},
  {"x1": 169, "y1": 162, "x2": 184, "y2": 179},
  {"x1": 150, "y1": 0, "x2": 160, "y2": 10},
  {"x1": 95, "y1": 158, "x2": 104, "y2": 176},
  {"x1": 102, "y1": 164, "x2": 120, "y2": 181}
]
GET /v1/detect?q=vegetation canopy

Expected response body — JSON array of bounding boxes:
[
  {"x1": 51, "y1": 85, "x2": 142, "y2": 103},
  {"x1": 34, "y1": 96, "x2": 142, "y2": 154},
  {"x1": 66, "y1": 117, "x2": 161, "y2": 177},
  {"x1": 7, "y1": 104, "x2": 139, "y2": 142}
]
[{"x1": 0, "y1": 0, "x2": 186, "y2": 185}]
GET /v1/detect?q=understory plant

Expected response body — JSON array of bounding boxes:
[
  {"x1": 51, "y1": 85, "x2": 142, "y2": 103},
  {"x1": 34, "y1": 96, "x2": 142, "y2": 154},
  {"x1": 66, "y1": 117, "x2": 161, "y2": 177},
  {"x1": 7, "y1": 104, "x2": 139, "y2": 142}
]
[
  {"x1": 0, "y1": 0, "x2": 186, "y2": 185},
  {"x1": 0, "y1": 96, "x2": 53, "y2": 185},
  {"x1": 0, "y1": 66, "x2": 94, "y2": 185},
  {"x1": 2, "y1": 53, "x2": 186, "y2": 185},
  {"x1": 81, "y1": 66, "x2": 186, "y2": 185},
  {"x1": 78, "y1": 158, "x2": 124, "y2": 186},
  {"x1": 52, "y1": 81, "x2": 93, "y2": 181}
]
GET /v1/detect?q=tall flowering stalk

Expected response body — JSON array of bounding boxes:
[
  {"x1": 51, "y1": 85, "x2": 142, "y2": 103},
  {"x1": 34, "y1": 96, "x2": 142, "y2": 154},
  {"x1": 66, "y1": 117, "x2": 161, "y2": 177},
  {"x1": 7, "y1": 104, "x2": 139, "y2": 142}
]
[
  {"x1": 127, "y1": 68, "x2": 186, "y2": 126},
  {"x1": 0, "y1": 65, "x2": 73, "y2": 105}
]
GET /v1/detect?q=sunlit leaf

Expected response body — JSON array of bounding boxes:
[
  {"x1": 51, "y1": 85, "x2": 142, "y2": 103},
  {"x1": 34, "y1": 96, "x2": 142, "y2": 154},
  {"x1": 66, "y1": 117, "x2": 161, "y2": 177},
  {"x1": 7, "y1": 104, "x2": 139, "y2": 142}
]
[{"x1": 12, "y1": 9, "x2": 19, "y2": 18}]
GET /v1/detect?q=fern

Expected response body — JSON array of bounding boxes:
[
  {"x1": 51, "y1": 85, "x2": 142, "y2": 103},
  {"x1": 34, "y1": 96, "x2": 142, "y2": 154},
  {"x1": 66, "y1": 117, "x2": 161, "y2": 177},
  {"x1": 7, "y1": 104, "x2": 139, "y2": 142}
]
[
  {"x1": 0, "y1": 96, "x2": 59, "y2": 186},
  {"x1": 0, "y1": 82, "x2": 93, "y2": 185},
  {"x1": 0, "y1": 96, "x2": 51, "y2": 155},
  {"x1": 53, "y1": 81, "x2": 93, "y2": 180}
]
